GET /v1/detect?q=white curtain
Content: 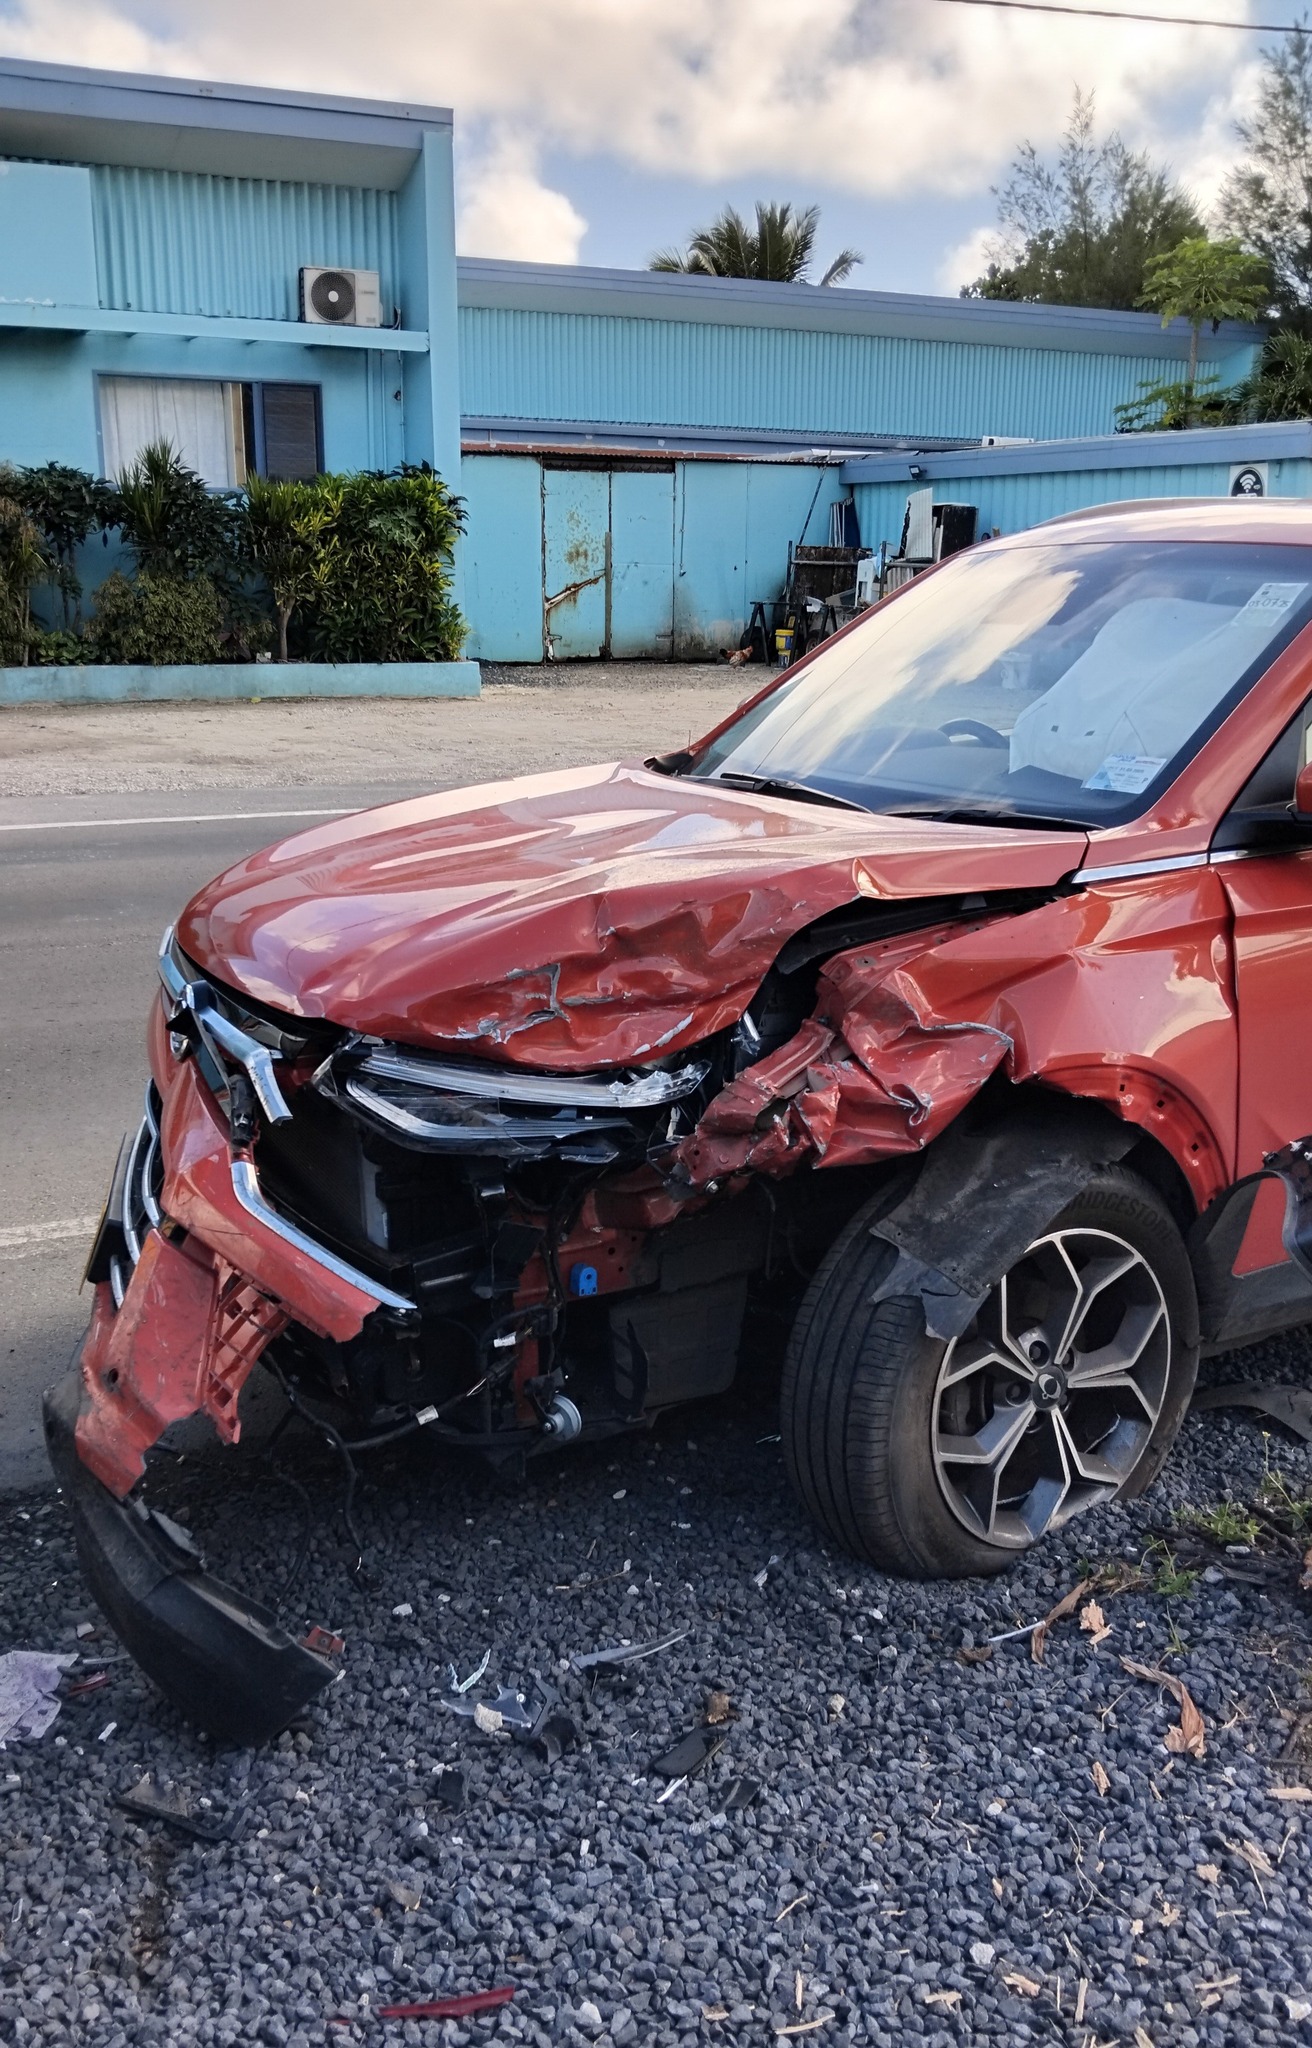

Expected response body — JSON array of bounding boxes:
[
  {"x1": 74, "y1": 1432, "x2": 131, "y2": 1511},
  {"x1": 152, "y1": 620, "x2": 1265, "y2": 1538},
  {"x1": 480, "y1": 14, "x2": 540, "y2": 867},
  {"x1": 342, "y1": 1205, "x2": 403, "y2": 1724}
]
[{"x1": 99, "y1": 377, "x2": 243, "y2": 487}]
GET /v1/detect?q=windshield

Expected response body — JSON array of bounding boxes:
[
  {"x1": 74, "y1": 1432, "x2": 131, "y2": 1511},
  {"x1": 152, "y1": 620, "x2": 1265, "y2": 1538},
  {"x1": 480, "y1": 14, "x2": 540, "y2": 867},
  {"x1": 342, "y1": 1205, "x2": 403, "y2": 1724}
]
[{"x1": 690, "y1": 540, "x2": 1312, "y2": 825}]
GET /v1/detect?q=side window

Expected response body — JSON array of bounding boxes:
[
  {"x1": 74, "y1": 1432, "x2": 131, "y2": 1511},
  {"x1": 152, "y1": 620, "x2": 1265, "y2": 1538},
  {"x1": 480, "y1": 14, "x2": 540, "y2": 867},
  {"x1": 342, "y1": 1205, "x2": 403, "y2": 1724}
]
[
  {"x1": 99, "y1": 375, "x2": 245, "y2": 487},
  {"x1": 1215, "y1": 699, "x2": 1312, "y2": 847}
]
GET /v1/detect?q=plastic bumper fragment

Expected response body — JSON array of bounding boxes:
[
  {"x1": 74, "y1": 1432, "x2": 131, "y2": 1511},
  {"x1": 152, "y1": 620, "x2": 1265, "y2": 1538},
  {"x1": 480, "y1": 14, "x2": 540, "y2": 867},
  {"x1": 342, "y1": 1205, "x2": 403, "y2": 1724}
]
[{"x1": 43, "y1": 1369, "x2": 337, "y2": 1746}]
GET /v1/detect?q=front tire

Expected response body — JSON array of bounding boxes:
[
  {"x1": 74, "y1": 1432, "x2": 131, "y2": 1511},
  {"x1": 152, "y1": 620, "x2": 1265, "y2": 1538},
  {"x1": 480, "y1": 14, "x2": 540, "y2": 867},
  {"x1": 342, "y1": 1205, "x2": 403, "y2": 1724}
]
[{"x1": 781, "y1": 1166, "x2": 1198, "y2": 1577}]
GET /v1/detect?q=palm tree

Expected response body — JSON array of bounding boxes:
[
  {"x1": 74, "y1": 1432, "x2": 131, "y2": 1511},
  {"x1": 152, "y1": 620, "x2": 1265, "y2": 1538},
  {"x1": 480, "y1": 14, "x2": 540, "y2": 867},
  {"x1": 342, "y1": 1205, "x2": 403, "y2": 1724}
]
[{"x1": 650, "y1": 201, "x2": 862, "y2": 286}]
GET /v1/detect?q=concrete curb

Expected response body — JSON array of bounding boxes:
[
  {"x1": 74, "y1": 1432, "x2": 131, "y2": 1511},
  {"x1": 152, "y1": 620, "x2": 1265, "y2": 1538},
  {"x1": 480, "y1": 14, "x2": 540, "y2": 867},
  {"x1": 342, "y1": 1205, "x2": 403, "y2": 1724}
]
[{"x1": 0, "y1": 661, "x2": 482, "y2": 706}]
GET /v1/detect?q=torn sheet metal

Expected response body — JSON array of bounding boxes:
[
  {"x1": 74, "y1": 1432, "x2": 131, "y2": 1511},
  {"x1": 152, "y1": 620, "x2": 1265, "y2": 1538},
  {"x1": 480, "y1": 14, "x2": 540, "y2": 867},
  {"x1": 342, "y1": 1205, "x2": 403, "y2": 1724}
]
[{"x1": 670, "y1": 870, "x2": 1236, "y2": 1208}]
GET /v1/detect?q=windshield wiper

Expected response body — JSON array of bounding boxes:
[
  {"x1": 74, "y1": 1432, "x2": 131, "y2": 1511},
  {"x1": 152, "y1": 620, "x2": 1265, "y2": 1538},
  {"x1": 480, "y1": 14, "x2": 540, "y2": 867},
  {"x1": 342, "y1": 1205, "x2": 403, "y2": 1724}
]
[
  {"x1": 712, "y1": 772, "x2": 868, "y2": 813},
  {"x1": 880, "y1": 801, "x2": 1086, "y2": 832}
]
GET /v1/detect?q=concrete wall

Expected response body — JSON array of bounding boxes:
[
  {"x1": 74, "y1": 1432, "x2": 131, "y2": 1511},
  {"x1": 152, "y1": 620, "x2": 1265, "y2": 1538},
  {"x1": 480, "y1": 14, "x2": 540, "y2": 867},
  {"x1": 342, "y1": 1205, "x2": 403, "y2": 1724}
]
[{"x1": 462, "y1": 453, "x2": 848, "y2": 662}]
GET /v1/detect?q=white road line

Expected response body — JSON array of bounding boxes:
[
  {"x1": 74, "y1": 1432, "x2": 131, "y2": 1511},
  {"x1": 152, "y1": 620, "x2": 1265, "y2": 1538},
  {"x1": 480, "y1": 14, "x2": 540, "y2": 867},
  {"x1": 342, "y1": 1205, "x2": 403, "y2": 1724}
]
[
  {"x1": 0, "y1": 1216, "x2": 100, "y2": 1259},
  {"x1": 0, "y1": 807, "x2": 348, "y2": 834}
]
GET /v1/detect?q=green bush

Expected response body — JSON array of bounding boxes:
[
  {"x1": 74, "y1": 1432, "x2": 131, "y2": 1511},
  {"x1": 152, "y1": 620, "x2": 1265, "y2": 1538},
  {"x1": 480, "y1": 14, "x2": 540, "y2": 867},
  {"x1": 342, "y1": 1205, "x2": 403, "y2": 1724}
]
[
  {"x1": 295, "y1": 467, "x2": 465, "y2": 663},
  {"x1": 7, "y1": 461, "x2": 121, "y2": 627},
  {"x1": 84, "y1": 570, "x2": 222, "y2": 666},
  {"x1": 32, "y1": 627, "x2": 85, "y2": 666},
  {"x1": 0, "y1": 488, "x2": 50, "y2": 665}
]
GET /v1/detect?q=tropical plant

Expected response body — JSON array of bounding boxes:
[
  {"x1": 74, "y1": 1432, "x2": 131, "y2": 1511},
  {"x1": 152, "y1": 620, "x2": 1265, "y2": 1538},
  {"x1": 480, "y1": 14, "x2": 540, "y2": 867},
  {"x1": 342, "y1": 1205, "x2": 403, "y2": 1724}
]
[
  {"x1": 115, "y1": 440, "x2": 240, "y2": 580},
  {"x1": 963, "y1": 90, "x2": 1204, "y2": 311},
  {"x1": 7, "y1": 462, "x2": 121, "y2": 626},
  {"x1": 1233, "y1": 329, "x2": 1312, "y2": 419},
  {"x1": 242, "y1": 475, "x2": 331, "y2": 662},
  {"x1": 650, "y1": 201, "x2": 861, "y2": 286},
  {"x1": 1219, "y1": 23, "x2": 1312, "y2": 316},
  {"x1": 83, "y1": 569, "x2": 222, "y2": 666},
  {"x1": 1114, "y1": 373, "x2": 1230, "y2": 433},
  {"x1": 297, "y1": 466, "x2": 465, "y2": 663},
  {"x1": 0, "y1": 486, "x2": 51, "y2": 665},
  {"x1": 1138, "y1": 237, "x2": 1269, "y2": 386}
]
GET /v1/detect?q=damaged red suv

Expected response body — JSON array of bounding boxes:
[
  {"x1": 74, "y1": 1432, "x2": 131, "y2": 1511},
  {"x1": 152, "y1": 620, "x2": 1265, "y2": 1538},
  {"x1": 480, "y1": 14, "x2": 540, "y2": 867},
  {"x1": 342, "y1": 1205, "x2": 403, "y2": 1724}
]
[{"x1": 46, "y1": 499, "x2": 1312, "y2": 1740}]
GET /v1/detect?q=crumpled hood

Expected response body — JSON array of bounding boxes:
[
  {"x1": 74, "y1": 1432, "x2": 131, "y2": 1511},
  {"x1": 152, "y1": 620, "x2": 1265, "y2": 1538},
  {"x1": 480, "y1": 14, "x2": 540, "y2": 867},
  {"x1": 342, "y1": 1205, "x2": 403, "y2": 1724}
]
[{"x1": 179, "y1": 761, "x2": 1087, "y2": 1070}]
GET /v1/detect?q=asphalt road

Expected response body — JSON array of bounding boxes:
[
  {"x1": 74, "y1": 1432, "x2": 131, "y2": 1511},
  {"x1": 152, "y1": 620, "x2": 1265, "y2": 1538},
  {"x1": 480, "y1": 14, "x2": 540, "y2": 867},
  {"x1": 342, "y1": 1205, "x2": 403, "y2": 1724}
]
[{"x1": 0, "y1": 781, "x2": 432, "y2": 1490}]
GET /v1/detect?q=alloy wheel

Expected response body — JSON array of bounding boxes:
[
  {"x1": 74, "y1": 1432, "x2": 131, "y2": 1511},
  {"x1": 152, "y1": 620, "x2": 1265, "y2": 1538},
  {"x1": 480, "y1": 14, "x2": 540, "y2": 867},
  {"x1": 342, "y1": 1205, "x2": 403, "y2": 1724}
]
[{"x1": 930, "y1": 1226, "x2": 1170, "y2": 1549}]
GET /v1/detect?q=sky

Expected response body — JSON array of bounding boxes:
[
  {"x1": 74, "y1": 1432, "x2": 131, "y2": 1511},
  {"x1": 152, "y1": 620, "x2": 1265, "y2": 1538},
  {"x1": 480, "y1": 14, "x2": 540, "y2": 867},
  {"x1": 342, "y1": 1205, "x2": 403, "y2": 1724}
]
[{"x1": 0, "y1": 0, "x2": 1308, "y2": 295}]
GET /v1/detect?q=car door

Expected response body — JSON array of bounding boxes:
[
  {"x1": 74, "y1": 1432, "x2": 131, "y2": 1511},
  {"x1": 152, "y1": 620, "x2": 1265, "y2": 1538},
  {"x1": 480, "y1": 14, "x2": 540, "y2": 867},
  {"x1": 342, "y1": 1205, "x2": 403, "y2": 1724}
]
[{"x1": 1220, "y1": 698, "x2": 1312, "y2": 1271}]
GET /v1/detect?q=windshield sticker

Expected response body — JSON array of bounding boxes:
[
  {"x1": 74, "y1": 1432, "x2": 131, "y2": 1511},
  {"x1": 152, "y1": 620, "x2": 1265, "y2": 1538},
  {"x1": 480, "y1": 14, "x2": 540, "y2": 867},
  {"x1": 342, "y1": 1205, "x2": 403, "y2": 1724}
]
[
  {"x1": 1083, "y1": 754, "x2": 1166, "y2": 794},
  {"x1": 1238, "y1": 581, "x2": 1308, "y2": 617}
]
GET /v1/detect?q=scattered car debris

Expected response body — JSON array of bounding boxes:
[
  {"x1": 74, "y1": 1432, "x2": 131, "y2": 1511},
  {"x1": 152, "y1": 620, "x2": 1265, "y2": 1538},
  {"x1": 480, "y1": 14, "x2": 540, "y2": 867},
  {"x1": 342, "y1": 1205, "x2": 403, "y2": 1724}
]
[
  {"x1": 1192, "y1": 1383, "x2": 1312, "y2": 1444},
  {"x1": 386, "y1": 1879, "x2": 422, "y2": 1912},
  {"x1": 650, "y1": 1727, "x2": 727, "y2": 1780},
  {"x1": 64, "y1": 1671, "x2": 111, "y2": 1698},
  {"x1": 0, "y1": 1651, "x2": 77, "y2": 1743},
  {"x1": 302, "y1": 1626, "x2": 346, "y2": 1656},
  {"x1": 753, "y1": 1556, "x2": 781, "y2": 1591},
  {"x1": 704, "y1": 1688, "x2": 735, "y2": 1725},
  {"x1": 1091, "y1": 1760, "x2": 1112, "y2": 1796},
  {"x1": 1121, "y1": 1658, "x2": 1207, "y2": 1758},
  {"x1": 446, "y1": 1679, "x2": 579, "y2": 1764},
  {"x1": 1031, "y1": 1579, "x2": 1093, "y2": 1664},
  {"x1": 430, "y1": 1764, "x2": 466, "y2": 1811},
  {"x1": 116, "y1": 1772, "x2": 241, "y2": 1843},
  {"x1": 447, "y1": 1648, "x2": 492, "y2": 1696},
  {"x1": 97, "y1": 1721, "x2": 116, "y2": 1742},
  {"x1": 716, "y1": 1776, "x2": 761, "y2": 1813},
  {"x1": 568, "y1": 1628, "x2": 690, "y2": 1674},
  {"x1": 372, "y1": 1987, "x2": 515, "y2": 2021},
  {"x1": 75, "y1": 1622, "x2": 96, "y2": 1639},
  {"x1": 1269, "y1": 1784, "x2": 1312, "y2": 1802},
  {"x1": 391, "y1": 1603, "x2": 414, "y2": 1619}
]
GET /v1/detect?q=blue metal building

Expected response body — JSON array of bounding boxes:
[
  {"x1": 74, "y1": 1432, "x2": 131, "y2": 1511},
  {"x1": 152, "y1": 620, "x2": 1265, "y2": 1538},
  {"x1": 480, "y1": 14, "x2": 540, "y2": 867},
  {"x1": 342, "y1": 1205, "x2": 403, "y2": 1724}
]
[{"x1": 0, "y1": 56, "x2": 1284, "y2": 675}]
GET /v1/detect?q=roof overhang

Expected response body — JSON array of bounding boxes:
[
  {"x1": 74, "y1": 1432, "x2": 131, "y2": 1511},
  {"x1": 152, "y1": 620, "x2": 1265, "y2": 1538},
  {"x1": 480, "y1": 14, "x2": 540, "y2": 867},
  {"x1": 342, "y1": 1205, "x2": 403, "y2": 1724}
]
[
  {"x1": 840, "y1": 421, "x2": 1312, "y2": 486},
  {"x1": 0, "y1": 57, "x2": 451, "y2": 189},
  {"x1": 458, "y1": 257, "x2": 1264, "y2": 362}
]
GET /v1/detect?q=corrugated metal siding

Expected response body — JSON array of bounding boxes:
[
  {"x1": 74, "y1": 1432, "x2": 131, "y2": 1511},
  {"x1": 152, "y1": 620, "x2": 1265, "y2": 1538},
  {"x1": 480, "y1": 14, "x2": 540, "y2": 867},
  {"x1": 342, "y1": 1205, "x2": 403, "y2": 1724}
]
[
  {"x1": 459, "y1": 306, "x2": 1193, "y2": 442},
  {"x1": 851, "y1": 458, "x2": 1312, "y2": 550},
  {"x1": 92, "y1": 165, "x2": 399, "y2": 322}
]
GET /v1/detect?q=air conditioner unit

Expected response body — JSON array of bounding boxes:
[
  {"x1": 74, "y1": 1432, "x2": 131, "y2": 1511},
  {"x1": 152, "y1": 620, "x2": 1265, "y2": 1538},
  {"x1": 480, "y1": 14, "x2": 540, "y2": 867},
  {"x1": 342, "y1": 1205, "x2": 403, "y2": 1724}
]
[{"x1": 299, "y1": 266, "x2": 381, "y2": 328}]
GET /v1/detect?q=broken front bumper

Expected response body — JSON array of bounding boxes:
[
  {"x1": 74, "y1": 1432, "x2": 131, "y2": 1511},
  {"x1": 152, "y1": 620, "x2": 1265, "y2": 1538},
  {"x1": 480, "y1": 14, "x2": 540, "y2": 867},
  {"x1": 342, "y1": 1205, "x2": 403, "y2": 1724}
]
[
  {"x1": 43, "y1": 1371, "x2": 338, "y2": 1746},
  {"x1": 55, "y1": 956, "x2": 417, "y2": 1743}
]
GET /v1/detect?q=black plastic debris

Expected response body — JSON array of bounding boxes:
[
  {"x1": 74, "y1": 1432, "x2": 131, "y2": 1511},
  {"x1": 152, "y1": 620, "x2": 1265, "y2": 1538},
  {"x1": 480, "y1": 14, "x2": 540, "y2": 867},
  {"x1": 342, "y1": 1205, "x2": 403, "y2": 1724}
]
[
  {"x1": 116, "y1": 1772, "x2": 241, "y2": 1843},
  {"x1": 650, "y1": 1727, "x2": 727, "y2": 1780},
  {"x1": 431, "y1": 1766, "x2": 467, "y2": 1813},
  {"x1": 1192, "y1": 1383, "x2": 1312, "y2": 1444},
  {"x1": 445, "y1": 1679, "x2": 579, "y2": 1764},
  {"x1": 716, "y1": 1775, "x2": 761, "y2": 1813}
]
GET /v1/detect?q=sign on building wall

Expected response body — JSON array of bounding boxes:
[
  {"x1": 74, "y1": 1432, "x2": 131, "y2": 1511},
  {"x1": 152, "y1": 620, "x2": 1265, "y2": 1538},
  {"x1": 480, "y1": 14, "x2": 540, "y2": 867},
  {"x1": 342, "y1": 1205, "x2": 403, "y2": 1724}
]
[{"x1": 1230, "y1": 463, "x2": 1268, "y2": 497}]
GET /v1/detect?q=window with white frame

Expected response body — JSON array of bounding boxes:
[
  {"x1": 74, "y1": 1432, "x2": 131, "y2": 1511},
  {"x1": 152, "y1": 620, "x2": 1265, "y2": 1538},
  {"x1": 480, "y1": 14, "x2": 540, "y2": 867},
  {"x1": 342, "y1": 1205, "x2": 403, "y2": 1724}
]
[{"x1": 98, "y1": 377, "x2": 322, "y2": 486}]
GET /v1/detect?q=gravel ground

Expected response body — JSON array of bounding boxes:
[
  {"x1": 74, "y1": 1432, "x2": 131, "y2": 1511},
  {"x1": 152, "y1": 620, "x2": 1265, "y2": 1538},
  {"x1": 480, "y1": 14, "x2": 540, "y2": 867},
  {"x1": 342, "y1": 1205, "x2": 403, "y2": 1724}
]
[
  {"x1": 4, "y1": 1332, "x2": 1312, "y2": 2048},
  {"x1": 0, "y1": 665, "x2": 744, "y2": 799}
]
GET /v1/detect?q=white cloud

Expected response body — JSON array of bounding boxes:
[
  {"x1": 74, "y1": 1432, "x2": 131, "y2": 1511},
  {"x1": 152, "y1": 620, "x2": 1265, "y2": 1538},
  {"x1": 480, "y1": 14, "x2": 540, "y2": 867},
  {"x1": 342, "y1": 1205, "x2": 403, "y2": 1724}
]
[
  {"x1": 935, "y1": 225, "x2": 999, "y2": 297},
  {"x1": 0, "y1": 0, "x2": 1270, "y2": 230},
  {"x1": 457, "y1": 135, "x2": 586, "y2": 263}
]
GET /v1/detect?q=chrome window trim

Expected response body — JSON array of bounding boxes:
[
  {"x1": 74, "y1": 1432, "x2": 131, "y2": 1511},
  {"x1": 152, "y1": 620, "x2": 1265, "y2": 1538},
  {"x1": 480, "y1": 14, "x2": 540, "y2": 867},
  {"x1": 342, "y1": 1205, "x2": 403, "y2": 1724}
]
[
  {"x1": 229, "y1": 1157, "x2": 415, "y2": 1316},
  {"x1": 1070, "y1": 853, "x2": 1208, "y2": 886}
]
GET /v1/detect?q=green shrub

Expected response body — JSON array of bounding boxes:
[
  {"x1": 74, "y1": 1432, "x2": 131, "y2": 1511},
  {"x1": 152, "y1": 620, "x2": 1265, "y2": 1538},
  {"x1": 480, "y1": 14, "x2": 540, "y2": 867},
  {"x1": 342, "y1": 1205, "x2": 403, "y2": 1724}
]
[
  {"x1": 242, "y1": 475, "x2": 332, "y2": 662},
  {"x1": 84, "y1": 570, "x2": 222, "y2": 666},
  {"x1": 0, "y1": 489, "x2": 50, "y2": 665},
  {"x1": 32, "y1": 627, "x2": 85, "y2": 666},
  {"x1": 296, "y1": 466, "x2": 465, "y2": 663},
  {"x1": 116, "y1": 441, "x2": 239, "y2": 580},
  {"x1": 7, "y1": 462, "x2": 121, "y2": 626}
]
